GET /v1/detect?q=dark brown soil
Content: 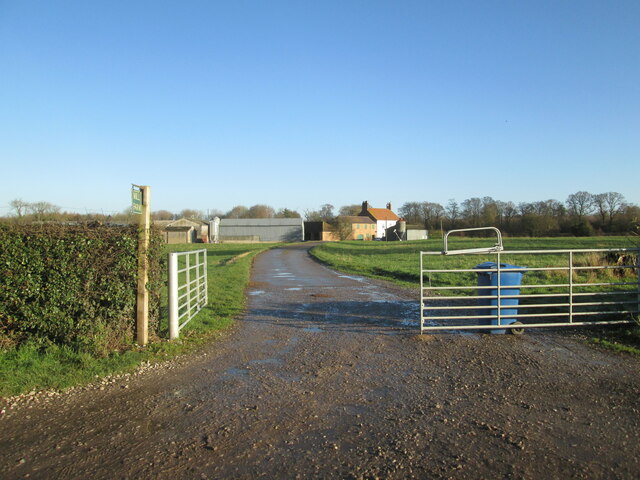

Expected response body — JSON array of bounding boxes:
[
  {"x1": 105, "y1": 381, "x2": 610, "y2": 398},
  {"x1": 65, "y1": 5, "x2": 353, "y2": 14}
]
[{"x1": 1, "y1": 244, "x2": 639, "y2": 479}]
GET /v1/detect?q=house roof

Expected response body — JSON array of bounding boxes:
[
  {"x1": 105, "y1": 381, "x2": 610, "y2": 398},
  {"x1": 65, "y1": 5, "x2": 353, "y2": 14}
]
[
  {"x1": 220, "y1": 218, "x2": 303, "y2": 227},
  {"x1": 164, "y1": 225, "x2": 194, "y2": 232},
  {"x1": 156, "y1": 217, "x2": 207, "y2": 230},
  {"x1": 366, "y1": 208, "x2": 400, "y2": 221},
  {"x1": 338, "y1": 216, "x2": 376, "y2": 225},
  {"x1": 153, "y1": 220, "x2": 174, "y2": 227}
]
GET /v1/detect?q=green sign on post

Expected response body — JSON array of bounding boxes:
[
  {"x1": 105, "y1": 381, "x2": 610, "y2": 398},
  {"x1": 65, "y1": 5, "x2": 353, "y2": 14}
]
[{"x1": 131, "y1": 187, "x2": 142, "y2": 214}]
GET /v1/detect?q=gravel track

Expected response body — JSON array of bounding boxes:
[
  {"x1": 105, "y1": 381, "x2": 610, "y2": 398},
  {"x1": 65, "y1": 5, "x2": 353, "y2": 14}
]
[{"x1": 1, "y1": 244, "x2": 639, "y2": 479}]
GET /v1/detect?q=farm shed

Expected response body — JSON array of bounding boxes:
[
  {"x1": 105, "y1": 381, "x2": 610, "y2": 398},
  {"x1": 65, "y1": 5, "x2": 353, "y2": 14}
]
[
  {"x1": 386, "y1": 220, "x2": 428, "y2": 241},
  {"x1": 304, "y1": 221, "x2": 338, "y2": 241},
  {"x1": 157, "y1": 218, "x2": 209, "y2": 244},
  {"x1": 406, "y1": 227, "x2": 429, "y2": 241},
  {"x1": 163, "y1": 225, "x2": 195, "y2": 244},
  {"x1": 219, "y1": 218, "x2": 304, "y2": 243}
]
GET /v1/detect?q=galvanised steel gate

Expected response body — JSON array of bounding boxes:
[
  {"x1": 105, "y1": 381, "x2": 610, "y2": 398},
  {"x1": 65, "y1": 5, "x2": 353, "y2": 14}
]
[
  {"x1": 420, "y1": 228, "x2": 640, "y2": 333},
  {"x1": 168, "y1": 249, "x2": 208, "y2": 339}
]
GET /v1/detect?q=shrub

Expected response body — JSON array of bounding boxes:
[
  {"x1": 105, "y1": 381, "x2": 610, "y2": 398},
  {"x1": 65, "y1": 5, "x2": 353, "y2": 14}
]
[{"x1": 0, "y1": 223, "x2": 162, "y2": 354}]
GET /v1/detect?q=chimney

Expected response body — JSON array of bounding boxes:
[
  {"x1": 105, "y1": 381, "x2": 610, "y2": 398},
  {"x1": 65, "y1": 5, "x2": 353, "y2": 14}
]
[
  {"x1": 386, "y1": 202, "x2": 392, "y2": 211},
  {"x1": 362, "y1": 200, "x2": 369, "y2": 212}
]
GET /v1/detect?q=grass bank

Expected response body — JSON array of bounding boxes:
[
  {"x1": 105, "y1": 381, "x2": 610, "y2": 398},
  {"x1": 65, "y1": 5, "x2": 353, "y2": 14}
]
[{"x1": 0, "y1": 243, "x2": 276, "y2": 398}]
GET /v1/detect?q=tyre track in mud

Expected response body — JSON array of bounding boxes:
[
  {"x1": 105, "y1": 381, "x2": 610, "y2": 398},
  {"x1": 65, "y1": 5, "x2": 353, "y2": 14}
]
[{"x1": 1, "y1": 244, "x2": 640, "y2": 479}]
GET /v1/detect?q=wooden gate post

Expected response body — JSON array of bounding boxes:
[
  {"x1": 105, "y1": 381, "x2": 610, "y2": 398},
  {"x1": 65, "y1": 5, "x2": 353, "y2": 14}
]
[
  {"x1": 136, "y1": 185, "x2": 151, "y2": 346},
  {"x1": 168, "y1": 252, "x2": 179, "y2": 340}
]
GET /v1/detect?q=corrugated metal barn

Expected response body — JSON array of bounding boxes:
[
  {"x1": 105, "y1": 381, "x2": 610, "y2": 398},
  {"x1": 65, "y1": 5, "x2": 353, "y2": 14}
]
[{"x1": 219, "y1": 218, "x2": 304, "y2": 243}]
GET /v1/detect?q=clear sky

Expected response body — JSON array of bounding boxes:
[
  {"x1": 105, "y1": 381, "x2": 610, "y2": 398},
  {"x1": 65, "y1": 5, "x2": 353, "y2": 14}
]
[{"x1": 1, "y1": 0, "x2": 638, "y2": 217}]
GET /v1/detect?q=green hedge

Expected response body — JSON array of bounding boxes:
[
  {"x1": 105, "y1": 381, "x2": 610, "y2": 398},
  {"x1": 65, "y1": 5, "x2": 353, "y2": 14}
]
[{"x1": 0, "y1": 224, "x2": 163, "y2": 354}]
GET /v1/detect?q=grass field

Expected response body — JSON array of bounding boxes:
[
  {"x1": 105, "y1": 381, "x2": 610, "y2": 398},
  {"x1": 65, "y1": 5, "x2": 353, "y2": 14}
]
[
  {"x1": 0, "y1": 243, "x2": 276, "y2": 398},
  {"x1": 310, "y1": 236, "x2": 639, "y2": 288}
]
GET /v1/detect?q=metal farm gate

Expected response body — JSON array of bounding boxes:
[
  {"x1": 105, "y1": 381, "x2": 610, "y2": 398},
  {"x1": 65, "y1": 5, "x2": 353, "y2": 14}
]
[
  {"x1": 420, "y1": 228, "x2": 640, "y2": 333},
  {"x1": 168, "y1": 249, "x2": 208, "y2": 339}
]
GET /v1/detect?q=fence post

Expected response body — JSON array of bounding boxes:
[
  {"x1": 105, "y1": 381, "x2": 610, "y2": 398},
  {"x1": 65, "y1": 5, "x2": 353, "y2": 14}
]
[
  {"x1": 168, "y1": 252, "x2": 179, "y2": 339},
  {"x1": 136, "y1": 185, "x2": 151, "y2": 346},
  {"x1": 637, "y1": 252, "x2": 640, "y2": 322},
  {"x1": 569, "y1": 251, "x2": 574, "y2": 323},
  {"x1": 420, "y1": 252, "x2": 424, "y2": 332}
]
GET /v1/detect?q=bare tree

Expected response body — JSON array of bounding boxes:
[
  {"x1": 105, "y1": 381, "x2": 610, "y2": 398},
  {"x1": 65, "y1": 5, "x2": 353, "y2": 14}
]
[
  {"x1": 225, "y1": 205, "x2": 249, "y2": 219},
  {"x1": 275, "y1": 208, "x2": 301, "y2": 218},
  {"x1": 29, "y1": 201, "x2": 60, "y2": 221},
  {"x1": 319, "y1": 204, "x2": 334, "y2": 222},
  {"x1": 603, "y1": 192, "x2": 625, "y2": 227},
  {"x1": 206, "y1": 209, "x2": 225, "y2": 219},
  {"x1": 339, "y1": 204, "x2": 361, "y2": 217},
  {"x1": 518, "y1": 202, "x2": 534, "y2": 216},
  {"x1": 151, "y1": 210, "x2": 175, "y2": 221},
  {"x1": 495, "y1": 200, "x2": 514, "y2": 227},
  {"x1": 246, "y1": 204, "x2": 275, "y2": 219},
  {"x1": 594, "y1": 192, "x2": 625, "y2": 228},
  {"x1": 180, "y1": 209, "x2": 204, "y2": 219},
  {"x1": 566, "y1": 191, "x2": 594, "y2": 220},
  {"x1": 305, "y1": 204, "x2": 334, "y2": 222},
  {"x1": 10, "y1": 199, "x2": 30, "y2": 218},
  {"x1": 461, "y1": 197, "x2": 482, "y2": 227},
  {"x1": 499, "y1": 201, "x2": 518, "y2": 227},
  {"x1": 398, "y1": 202, "x2": 422, "y2": 224},
  {"x1": 420, "y1": 202, "x2": 445, "y2": 230},
  {"x1": 445, "y1": 199, "x2": 459, "y2": 228}
]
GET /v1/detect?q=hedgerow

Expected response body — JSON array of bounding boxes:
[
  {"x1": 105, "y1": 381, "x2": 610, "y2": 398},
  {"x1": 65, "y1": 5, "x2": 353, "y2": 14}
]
[{"x1": 0, "y1": 223, "x2": 163, "y2": 355}]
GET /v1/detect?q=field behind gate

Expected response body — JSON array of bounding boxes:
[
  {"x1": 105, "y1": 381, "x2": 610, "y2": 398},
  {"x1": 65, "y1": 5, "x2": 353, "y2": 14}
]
[
  {"x1": 310, "y1": 236, "x2": 640, "y2": 348},
  {"x1": 310, "y1": 236, "x2": 638, "y2": 288}
]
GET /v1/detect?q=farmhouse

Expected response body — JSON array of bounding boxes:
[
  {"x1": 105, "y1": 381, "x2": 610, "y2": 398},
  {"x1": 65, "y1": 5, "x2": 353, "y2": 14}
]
[
  {"x1": 336, "y1": 216, "x2": 377, "y2": 240},
  {"x1": 358, "y1": 201, "x2": 400, "y2": 239},
  {"x1": 304, "y1": 217, "x2": 377, "y2": 241}
]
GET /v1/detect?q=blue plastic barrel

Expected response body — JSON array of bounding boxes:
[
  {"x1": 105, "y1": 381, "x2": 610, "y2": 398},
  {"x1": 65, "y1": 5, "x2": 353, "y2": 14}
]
[{"x1": 474, "y1": 262, "x2": 526, "y2": 334}]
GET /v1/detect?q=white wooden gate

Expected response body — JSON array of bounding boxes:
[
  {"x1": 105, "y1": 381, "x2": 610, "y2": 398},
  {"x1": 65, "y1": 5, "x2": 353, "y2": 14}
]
[{"x1": 168, "y1": 249, "x2": 208, "y2": 339}]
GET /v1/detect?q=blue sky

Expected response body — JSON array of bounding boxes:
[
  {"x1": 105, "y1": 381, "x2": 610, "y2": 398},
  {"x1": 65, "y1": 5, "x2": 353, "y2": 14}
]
[{"x1": 1, "y1": 0, "x2": 638, "y2": 216}]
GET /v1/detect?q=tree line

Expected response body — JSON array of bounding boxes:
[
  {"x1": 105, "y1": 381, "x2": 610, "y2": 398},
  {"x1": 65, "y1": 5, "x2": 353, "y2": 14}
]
[
  {"x1": 155, "y1": 203, "x2": 363, "y2": 223},
  {"x1": 398, "y1": 191, "x2": 638, "y2": 236},
  {"x1": 2, "y1": 200, "x2": 304, "y2": 224},
  {"x1": 5, "y1": 192, "x2": 638, "y2": 237}
]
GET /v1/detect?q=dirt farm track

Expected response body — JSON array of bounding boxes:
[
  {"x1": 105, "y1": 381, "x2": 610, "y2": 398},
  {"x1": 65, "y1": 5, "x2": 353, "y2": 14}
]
[{"x1": 1, "y1": 244, "x2": 639, "y2": 479}]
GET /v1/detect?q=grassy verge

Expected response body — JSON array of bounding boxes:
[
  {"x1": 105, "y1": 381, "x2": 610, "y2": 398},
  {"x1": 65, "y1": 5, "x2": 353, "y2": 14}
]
[
  {"x1": 0, "y1": 243, "x2": 277, "y2": 398},
  {"x1": 587, "y1": 325, "x2": 640, "y2": 356}
]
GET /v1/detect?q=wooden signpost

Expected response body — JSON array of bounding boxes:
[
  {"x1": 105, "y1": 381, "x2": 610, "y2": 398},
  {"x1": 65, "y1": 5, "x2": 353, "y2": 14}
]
[{"x1": 132, "y1": 184, "x2": 151, "y2": 346}]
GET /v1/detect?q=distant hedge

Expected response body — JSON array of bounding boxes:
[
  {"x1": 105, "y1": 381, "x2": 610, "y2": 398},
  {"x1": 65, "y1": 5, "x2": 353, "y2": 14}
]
[{"x1": 0, "y1": 224, "x2": 163, "y2": 354}]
